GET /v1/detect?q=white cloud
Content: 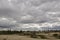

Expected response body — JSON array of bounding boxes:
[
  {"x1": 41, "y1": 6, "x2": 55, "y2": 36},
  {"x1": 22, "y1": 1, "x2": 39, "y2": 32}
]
[
  {"x1": 0, "y1": 17, "x2": 17, "y2": 28},
  {"x1": 21, "y1": 15, "x2": 33, "y2": 20}
]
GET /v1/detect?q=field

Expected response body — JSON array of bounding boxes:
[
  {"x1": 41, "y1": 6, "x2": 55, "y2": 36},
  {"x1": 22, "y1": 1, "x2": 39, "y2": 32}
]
[
  {"x1": 0, "y1": 35, "x2": 49, "y2": 40},
  {"x1": 0, "y1": 30, "x2": 60, "y2": 40},
  {"x1": 0, "y1": 35, "x2": 60, "y2": 40}
]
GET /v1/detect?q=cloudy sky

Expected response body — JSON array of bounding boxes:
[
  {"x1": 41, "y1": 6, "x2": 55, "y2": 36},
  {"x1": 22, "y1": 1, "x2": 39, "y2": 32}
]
[{"x1": 0, "y1": 0, "x2": 60, "y2": 31}]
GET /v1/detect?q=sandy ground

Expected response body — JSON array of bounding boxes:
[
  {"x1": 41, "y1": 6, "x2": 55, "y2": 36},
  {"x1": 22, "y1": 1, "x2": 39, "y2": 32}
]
[{"x1": 0, "y1": 35, "x2": 60, "y2": 40}]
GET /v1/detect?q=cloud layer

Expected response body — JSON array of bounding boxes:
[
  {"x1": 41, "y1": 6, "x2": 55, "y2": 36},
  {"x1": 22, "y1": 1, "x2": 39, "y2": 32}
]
[{"x1": 0, "y1": 0, "x2": 60, "y2": 31}]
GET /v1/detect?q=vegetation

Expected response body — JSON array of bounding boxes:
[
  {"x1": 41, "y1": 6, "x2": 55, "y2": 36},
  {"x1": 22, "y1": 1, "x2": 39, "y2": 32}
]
[
  {"x1": 39, "y1": 35, "x2": 48, "y2": 39},
  {"x1": 30, "y1": 32, "x2": 37, "y2": 38},
  {"x1": 53, "y1": 34, "x2": 60, "y2": 39},
  {"x1": 3, "y1": 38, "x2": 7, "y2": 40},
  {"x1": 0, "y1": 30, "x2": 60, "y2": 39}
]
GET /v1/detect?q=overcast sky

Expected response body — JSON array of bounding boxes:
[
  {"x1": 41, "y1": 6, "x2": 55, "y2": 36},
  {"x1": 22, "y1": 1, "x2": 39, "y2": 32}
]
[{"x1": 0, "y1": 0, "x2": 60, "y2": 31}]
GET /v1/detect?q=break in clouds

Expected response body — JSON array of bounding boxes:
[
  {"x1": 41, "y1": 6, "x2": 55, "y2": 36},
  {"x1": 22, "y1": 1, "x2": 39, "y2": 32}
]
[{"x1": 0, "y1": 0, "x2": 60, "y2": 31}]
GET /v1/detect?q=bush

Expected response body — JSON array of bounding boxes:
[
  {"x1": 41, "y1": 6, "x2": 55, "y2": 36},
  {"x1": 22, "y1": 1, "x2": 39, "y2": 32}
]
[
  {"x1": 53, "y1": 34, "x2": 60, "y2": 39},
  {"x1": 30, "y1": 34, "x2": 37, "y2": 38},
  {"x1": 39, "y1": 35, "x2": 48, "y2": 39},
  {"x1": 3, "y1": 38, "x2": 7, "y2": 40},
  {"x1": 53, "y1": 34, "x2": 58, "y2": 37},
  {"x1": 58, "y1": 35, "x2": 60, "y2": 39},
  {"x1": 30, "y1": 32, "x2": 37, "y2": 38}
]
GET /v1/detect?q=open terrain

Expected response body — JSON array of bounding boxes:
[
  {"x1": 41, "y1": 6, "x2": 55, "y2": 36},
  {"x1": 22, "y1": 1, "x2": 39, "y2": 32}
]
[
  {"x1": 0, "y1": 30, "x2": 60, "y2": 40},
  {"x1": 0, "y1": 35, "x2": 47, "y2": 40},
  {"x1": 0, "y1": 35, "x2": 60, "y2": 40}
]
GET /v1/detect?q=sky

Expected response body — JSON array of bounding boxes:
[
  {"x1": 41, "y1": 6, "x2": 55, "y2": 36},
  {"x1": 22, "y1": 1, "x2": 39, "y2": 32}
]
[{"x1": 0, "y1": 0, "x2": 60, "y2": 31}]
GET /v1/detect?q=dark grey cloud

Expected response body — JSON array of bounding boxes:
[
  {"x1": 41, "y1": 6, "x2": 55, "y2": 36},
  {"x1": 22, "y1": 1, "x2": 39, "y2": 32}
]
[
  {"x1": 0, "y1": 0, "x2": 60, "y2": 30},
  {"x1": 41, "y1": 26, "x2": 60, "y2": 30}
]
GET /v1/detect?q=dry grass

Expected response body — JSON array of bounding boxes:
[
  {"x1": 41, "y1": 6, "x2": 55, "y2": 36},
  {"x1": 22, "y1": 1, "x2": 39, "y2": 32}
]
[
  {"x1": 0, "y1": 35, "x2": 60, "y2": 40},
  {"x1": 0, "y1": 35, "x2": 43, "y2": 40},
  {"x1": 0, "y1": 31, "x2": 60, "y2": 40}
]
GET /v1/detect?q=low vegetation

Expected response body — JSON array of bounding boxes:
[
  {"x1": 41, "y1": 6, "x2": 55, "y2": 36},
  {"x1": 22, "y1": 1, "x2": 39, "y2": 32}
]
[
  {"x1": 3, "y1": 38, "x2": 7, "y2": 40},
  {"x1": 53, "y1": 34, "x2": 60, "y2": 39},
  {"x1": 0, "y1": 30, "x2": 60, "y2": 39}
]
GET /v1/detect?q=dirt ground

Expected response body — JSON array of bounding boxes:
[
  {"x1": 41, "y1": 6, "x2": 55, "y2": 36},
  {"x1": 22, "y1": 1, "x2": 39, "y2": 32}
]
[{"x1": 0, "y1": 35, "x2": 60, "y2": 40}]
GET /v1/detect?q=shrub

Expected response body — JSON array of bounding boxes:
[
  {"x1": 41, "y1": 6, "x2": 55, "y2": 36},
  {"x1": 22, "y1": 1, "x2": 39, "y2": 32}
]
[
  {"x1": 3, "y1": 38, "x2": 7, "y2": 40},
  {"x1": 30, "y1": 34, "x2": 37, "y2": 38},
  {"x1": 53, "y1": 34, "x2": 60, "y2": 39},
  {"x1": 53, "y1": 34, "x2": 58, "y2": 37},
  {"x1": 39, "y1": 35, "x2": 48, "y2": 39},
  {"x1": 58, "y1": 35, "x2": 60, "y2": 39},
  {"x1": 30, "y1": 32, "x2": 37, "y2": 38}
]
